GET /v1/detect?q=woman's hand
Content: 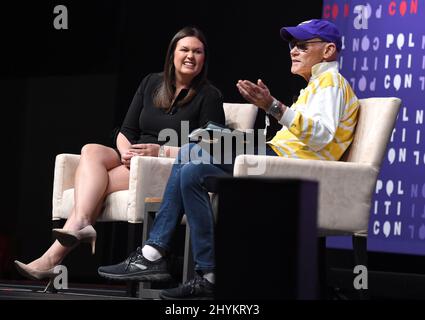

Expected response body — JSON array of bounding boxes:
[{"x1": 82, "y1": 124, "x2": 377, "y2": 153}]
[
  {"x1": 120, "y1": 144, "x2": 161, "y2": 168},
  {"x1": 129, "y1": 143, "x2": 161, "y2": 157},
  {"x1": 121, "y1": 150, "x2": 133, "y2": 168}
]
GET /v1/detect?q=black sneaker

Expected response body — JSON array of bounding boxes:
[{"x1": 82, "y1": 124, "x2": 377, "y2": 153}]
[
  {"x1": 159, "y1": 275, "x2": 214, "y2": 300},
  {"x1": 97, "y1": 247, "x2": 171, "y2": 281}
]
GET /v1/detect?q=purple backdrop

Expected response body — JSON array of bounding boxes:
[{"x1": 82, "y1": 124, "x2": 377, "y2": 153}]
[{"x1": 322, "y1": 0, "x2": 425, "y2": 255}]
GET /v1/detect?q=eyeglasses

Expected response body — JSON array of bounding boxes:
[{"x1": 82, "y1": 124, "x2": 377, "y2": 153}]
[{"x1": 289, "y1": 40, "x2": 328, "y2": 52}]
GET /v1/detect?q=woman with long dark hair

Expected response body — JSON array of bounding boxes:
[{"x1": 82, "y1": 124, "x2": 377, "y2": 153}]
[{"x1": 14, "y1": 26, "x2": 225, "y2": 286}]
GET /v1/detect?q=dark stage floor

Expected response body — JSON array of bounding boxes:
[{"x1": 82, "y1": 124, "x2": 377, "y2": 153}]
[{"x1": 0, "y1": 281, "x2": 138, "y2": 300}]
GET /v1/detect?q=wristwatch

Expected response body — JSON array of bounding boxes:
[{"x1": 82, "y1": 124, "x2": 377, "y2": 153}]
[{"x1": 267, "y1": 99, "x2": 284, "y2": 120}]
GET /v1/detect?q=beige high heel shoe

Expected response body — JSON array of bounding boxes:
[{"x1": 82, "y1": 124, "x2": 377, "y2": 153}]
[
  {"x1": 14, "y1": 260, "x2": 63, "y2": 293},
  {"x1": 52, "y1": 225, "x2": 97, "y2": 255}
]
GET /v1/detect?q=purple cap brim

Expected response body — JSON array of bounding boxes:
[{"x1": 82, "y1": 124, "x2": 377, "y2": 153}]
[{"x1": 280, "y1": 26, "x2": 315, "y2": 42}]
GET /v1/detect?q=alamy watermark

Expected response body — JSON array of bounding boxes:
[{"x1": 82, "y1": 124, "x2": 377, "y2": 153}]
[
  {"x1": 53, "y1": 5, "x2": 68, "y2": 30},
  {"x1": 48, "y1": 265, "x2": 68, "y2": 291},
  {"x1": 353, "y1": 265, "x2": 368, "y2": 290},
  {"x1": 353, "y1": 4, "x2": 371, "y2": 30}
]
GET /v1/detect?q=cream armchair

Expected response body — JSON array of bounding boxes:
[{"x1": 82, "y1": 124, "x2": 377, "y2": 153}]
[
  {"x1": 52, "y1": 154, "x2": 174, "y2": 224},
  {"x1": 233, "y1": 97, "x2": 401, "y2": 298},
  {"x1": 233, "y1": 97, "x2": 401, "y2": 236},
  {"x1": 51, "y1": 103, "x2": 258, "y2": 243}
]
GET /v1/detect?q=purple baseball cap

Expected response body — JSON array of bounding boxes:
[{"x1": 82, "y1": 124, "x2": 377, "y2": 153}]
[{"x1": 280, "y1": 19, "x2": 342, "y2": 51}]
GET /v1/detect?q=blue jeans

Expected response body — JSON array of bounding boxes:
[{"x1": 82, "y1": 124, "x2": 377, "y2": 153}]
[{"x1": 145, "y1": 143, "x2": 277, "y2": 272}]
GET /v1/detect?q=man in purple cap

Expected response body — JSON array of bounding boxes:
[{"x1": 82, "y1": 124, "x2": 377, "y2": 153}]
[{"x1": 237, "y1": 19, "x2": 359, "y2": 161}]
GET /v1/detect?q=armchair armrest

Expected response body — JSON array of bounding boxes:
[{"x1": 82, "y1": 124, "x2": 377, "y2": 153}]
[
  {"x1": 234, "y1": 155, "x2": 379, "y2": 235},
  {"x1": 127, "y1": 156, "x2": 175, "y2": 223},
  {"x1": 52, "y1": 153, "x2": 81, "y2": 220}
]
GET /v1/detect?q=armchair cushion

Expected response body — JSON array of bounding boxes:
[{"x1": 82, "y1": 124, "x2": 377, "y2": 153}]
[
  {"x1": 234, "y1": 155, "x2": 378, "y2": 235},
  {"x1": 223, "y1": 103, "x2": 258, "y2": 130},
  {"x1": 52, "y1": 154, "x2": 80, "y2": 220},
  {"x1": 126, "y1": 156, "x2": 174, "y2": 223}
]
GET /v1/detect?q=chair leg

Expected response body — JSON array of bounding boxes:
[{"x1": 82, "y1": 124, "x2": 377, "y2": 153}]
[
  {"x1": 124, "y1": 223, "x2": 142, "y2": 297},
  {"x1": 182, "y1": 224, "x2": 194, "y2": 283},
  {"x1": 142, "y1": 203, "x2": 158, "y2": 243},
  {"x1": 352, "y1": 235, "x2": 369, "y2": 300},
  {"x1": 352, "y1": 235, "x2": 368, "y2": 266}
]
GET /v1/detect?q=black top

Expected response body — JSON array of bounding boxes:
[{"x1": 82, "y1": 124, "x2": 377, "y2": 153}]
[{"x1": 120, "y1": 73, "x2": 225, "y2": 147}]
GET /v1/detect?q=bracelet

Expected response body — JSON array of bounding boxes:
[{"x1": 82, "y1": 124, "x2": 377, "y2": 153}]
[
  {"x1": 158, "y1": 145, "x2": 166, "y2": 157},
  {"x1": 266, "y1": 99, "x2": 284, "y2": 120}
]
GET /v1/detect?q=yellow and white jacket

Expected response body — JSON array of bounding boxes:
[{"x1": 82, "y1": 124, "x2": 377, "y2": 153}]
[{"x1": 269, "y1": 61, "x2": 359, "y2": 160}]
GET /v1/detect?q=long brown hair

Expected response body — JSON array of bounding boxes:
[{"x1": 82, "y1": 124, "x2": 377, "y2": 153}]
[{"x1": 153, "y1": 26, "x2": 209, "y2": 110}]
